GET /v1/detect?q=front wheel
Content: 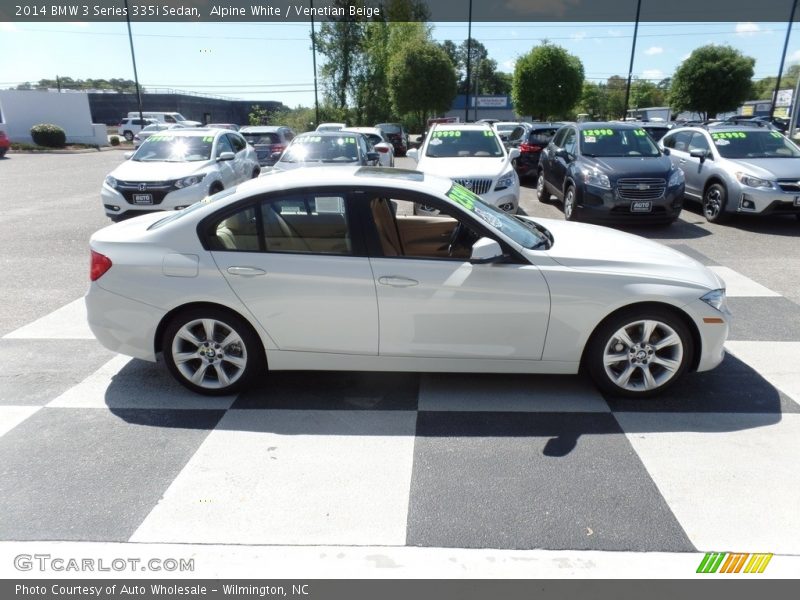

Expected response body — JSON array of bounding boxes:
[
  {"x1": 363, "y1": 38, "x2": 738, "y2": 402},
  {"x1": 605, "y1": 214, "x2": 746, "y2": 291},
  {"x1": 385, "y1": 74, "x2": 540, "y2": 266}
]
[
  {"x1": 586, "y1": 308, "x2": 693, "y2": 398},
  {"x1": 162, "y1": 308, "x2": 264, "y2": 395},
  {"x1": 563, "y1": 186, "x2": 579, "y2": 221},
  {"x1": 123, "y1": 131, "x2": 134, "y2": 141},
  {"x1": 702, "y1": 183, "x2": 731, "y2": 224}
]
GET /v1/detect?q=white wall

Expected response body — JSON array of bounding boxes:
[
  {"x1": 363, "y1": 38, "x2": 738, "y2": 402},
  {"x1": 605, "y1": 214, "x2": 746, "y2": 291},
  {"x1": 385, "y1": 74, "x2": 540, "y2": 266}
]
[{"x1": 0, "y1": 90, "x2": 107, "y2": 145}]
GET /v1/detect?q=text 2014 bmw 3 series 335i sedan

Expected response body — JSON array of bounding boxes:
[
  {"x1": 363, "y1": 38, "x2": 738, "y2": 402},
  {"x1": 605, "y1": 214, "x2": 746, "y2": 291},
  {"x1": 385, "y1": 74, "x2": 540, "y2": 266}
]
[{"x1": 86, "y1": 167, "x2": 730, "y2": 399}]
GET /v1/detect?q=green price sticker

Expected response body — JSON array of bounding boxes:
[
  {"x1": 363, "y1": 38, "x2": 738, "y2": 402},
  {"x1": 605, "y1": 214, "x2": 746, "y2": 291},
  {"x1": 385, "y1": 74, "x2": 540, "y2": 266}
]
[
  {"x1": 203, "y1": 136, "x2": 214, "y2": 142},
  {"x1": 483, "y1": 130, "x2": 495, "y2": 137},
  {"x1": 711, "y1": 132, "x2": 747, "y2": 140},
  {"x1": 633, "y1": 129, "x2": 647, "y2": 137},
  {"x1": 433, "y1": 131, "x2": 462, "y2": 138},
  {"x1": 446, "y1": 184, "x2": 477, "y2": 211},
  {"x1": 583, "y1": 129, "x2": 613, "y2": 137}
]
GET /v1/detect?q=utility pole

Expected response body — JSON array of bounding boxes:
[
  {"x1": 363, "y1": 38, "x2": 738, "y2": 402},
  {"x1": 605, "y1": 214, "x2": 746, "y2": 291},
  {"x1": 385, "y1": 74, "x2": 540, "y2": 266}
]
[
  {"x1": 464, "y1": 0, "x2": 472, "y2": 122},
  {"x1": 123, "y1": 0, "x2": 144, "y2": 123},
  {"x1": 56, "y1": 75, "x2": 61, "y2": 93},
  {"x1": 310, "y1": 0, "x2": 320, "y2": 127},
  {"x1": 770, "y1": 0, "x2": 799, "y2": 120},
  {"x1": 623, "y1": 0, "x2": 643, "y2": 120}
]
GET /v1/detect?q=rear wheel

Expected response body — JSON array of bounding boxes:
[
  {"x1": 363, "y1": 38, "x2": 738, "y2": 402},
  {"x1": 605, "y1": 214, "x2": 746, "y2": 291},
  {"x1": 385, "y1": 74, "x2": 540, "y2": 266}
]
[
  {"x1": 586, "y1": 307, "x2": 693, "y2": 398},
  {"x1": 162, "y1": 308, "x2": 264, "y2": 396},
  {"x1": 536, "y1": 171, "x2": 551, "y2": 203},
  {"x1": 123, "y1": 131, "x2": 134, "y2": 142},
  {"x1": 702, "y1": 183, "x2": 731, "y2": 224}
]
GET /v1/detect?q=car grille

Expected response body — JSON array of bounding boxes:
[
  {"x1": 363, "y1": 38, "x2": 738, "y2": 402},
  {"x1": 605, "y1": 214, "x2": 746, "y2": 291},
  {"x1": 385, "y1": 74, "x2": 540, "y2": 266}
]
[
  {"x1": 452, "y1": 178, "x2": 493, "y2": 195},
  {"x1": 616, "y1": 178, "x2": 666, "y2": 200},
  {"x1": 115, "y1": 180, "x2": 176, "y2": 205},
  {"x1": 776, "y1": 179, "x2": 800, "y2": 193}
]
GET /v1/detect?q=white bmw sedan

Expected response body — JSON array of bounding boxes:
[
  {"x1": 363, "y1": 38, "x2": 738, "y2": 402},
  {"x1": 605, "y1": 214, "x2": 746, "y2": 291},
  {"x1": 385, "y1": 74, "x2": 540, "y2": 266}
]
[
  {"x1": 101, "y1": 128, "x2": 260, "y2": 221},
  {"x1": 86, "y1": 167, "x2": 730, "y2": 398}
]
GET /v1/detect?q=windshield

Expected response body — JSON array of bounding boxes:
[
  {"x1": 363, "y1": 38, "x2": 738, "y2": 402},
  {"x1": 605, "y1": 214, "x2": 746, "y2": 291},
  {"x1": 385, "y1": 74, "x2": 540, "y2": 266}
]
[
  {"x1": 377, "y1": 123, "x2": 401, "y2": 134},
  {"x1": 242, "y1": 132, "x2": 280, "y2": 145},
  {"x1": 446, "y1": 184, "x2": 548, "y2": 249},
  {"x1": 132, "y1": 134, "x2": 213, "y2": 162},
  {"x1": 426, "y1": 129, "x2": 505, "y2": 158},
  {"x1": 280, "y1": 135, "x2": 359, "y2": 163},
  {"x1": 711, "y1": 130, "x2": 800, "y2": 158},
  {"x1": 580, "y1": 128, "x2": 660, "y2": 157}
]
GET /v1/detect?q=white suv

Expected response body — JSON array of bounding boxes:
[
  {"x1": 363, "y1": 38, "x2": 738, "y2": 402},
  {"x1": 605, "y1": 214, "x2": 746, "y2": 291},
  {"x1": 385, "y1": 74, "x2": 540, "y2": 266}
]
[
  {"x1": 407, "y1": 123, "x2": 520, "y2": 213},
  {"x1": 118, "y1": 117, "x2": 158, "y2": 141}
]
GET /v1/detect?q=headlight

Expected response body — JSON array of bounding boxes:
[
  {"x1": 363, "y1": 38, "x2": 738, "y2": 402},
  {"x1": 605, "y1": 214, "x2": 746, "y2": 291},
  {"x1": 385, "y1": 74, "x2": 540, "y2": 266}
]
[
  {"x1": 174, "y1": 174, "x2": 207, "y2": 189},
  {"x1": 735, "y1": 172, "x2": 774, "y2": 189},
  {"x1": 495, "y1": 170, "x2": 516, "y2": 191},
  {"x1": 700, "y1": 289, "x2": 730, "y2": 314},
  {"x1": 104, "y1": 176, "x2": 118, "y2": 189},
  {"x1": 668, "y1": 168, "x2": 684, "y2": 187},
  {"x1": 580, "y1": 167, "x2": 610, "y2": 189}
]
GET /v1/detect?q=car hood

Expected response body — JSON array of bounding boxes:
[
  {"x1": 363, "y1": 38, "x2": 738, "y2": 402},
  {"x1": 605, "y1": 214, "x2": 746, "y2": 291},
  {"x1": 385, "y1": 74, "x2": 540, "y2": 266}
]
[
  {"x1": 110, "y1": 159, "x2": 212, "y2": 181},
  {"x1": 583, "y1": 155, "x2": 673, "y2": 179},
  {"x1": 520, "y1": 217, "x2": 723, "y2": 290},
  {"x1": 724, "y1": 157, "x2": 800, "y2": 180},
  {"x1": 272, "y1": 161, "x2": 358, "y2": 170},
  {"x1": 418, "y1": 156, "x2": 512, "y2": 178}
]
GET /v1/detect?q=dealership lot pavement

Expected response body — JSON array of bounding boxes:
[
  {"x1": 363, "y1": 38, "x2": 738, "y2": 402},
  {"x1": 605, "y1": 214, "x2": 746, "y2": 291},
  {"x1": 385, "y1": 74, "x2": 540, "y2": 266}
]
[{"x1": 0, "y1": 153, "x2": 799, "y2": 572}]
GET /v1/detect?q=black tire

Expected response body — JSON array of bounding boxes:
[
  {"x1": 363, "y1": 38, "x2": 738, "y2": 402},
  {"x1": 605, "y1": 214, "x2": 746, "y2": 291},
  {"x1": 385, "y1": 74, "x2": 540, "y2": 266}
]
[
  {"x1": 162, "y1": 307, "x2": 264, "y2": 396},
  {"x1": 252, "y1": 167, "x2": 260, "y2": 179},
  {"x1": 702, "y1": 182, "x2": 731, "y2": 224},
  {"x1": 0, "y1": 149, "x2": 7, "y2": 158},
  {"x1": 536, "y1": 171, "x2": 551, "y2": 203},
  {"x1": 586, "y1": 307, "x2": 693, "y2": 398},
  {"x1": 563, "y1": 185, "x2": 579, "y2": 221},
  {"x1": 123, "y1": 131, "x2": 134, "y2": 142}
]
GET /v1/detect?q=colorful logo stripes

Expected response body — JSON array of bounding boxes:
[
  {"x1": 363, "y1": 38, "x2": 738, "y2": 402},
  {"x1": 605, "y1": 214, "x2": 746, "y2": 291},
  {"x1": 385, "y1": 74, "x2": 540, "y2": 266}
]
[{"x1": 697, "y1": 552, "x2": 773, "y2": 574}]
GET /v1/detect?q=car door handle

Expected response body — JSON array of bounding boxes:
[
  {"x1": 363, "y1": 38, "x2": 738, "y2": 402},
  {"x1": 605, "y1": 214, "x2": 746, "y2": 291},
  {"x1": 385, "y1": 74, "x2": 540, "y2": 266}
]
[
  {"x1": 679, "y1": 159, "x2": 687, "y2": 164},
  {"x1": 378, "y1": 276, "x2": 419, "y2": 287},
  {"x1": 227, "y1": 266, "x2": 266, "y2": 277}
]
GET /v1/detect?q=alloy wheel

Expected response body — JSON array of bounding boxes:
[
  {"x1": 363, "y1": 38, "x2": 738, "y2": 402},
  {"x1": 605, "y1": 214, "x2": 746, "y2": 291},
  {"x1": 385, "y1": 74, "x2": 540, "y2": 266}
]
[{"x1": 171, "y1": 318, "x2": 248, "y2": 390}]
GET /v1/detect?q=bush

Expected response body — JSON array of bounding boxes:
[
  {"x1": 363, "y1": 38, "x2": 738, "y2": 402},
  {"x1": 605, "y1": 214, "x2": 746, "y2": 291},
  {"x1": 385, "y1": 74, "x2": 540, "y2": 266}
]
[
  {"x1": 30, "y1": 123, "x2": 66, "y2": 148},
  {"x1": 109, "y1": 136, "x2": 120, "y2": 146}
]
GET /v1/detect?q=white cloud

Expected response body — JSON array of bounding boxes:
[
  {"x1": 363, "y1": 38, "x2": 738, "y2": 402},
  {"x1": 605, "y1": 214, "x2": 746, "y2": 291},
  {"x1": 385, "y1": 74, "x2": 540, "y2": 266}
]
[
  {"x1": 789, "y1": 49, "x2": 800, "y2": 63},
  {"x1": 502, "y1": 59, "x2": 517, "y2": 71},
  {"x1": 644, "y1": 46, "x2": 663, "y2": 56},
  {"x1": 736, "y1": 22, "x2": 761, "y2": 36},
  {"x1": 642, "y1": 69, "x2": 664, "y2": 80},
  {"x1": 570, "y1": 32, "x2": 587, "y2": 41}
]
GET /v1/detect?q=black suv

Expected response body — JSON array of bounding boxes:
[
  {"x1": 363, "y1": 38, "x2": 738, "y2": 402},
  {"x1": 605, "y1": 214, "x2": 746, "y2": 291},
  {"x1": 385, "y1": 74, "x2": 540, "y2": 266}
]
[
  {"x1": 506, "y1": 122, "x2": 563, "y2": 181},
  {"x1": 537, "y1": 122, "x2": 685, "y2": 224},
  {"x1": 375, "y1": 123, "x2": 408, "y2": 156}
]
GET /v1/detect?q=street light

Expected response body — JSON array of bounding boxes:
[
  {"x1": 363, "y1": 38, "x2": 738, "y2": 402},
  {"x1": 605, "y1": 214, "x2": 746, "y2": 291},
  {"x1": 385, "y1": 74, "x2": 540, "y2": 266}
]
[{"x1": 122, "y1": 0, "x2": 144, "y2": 123}]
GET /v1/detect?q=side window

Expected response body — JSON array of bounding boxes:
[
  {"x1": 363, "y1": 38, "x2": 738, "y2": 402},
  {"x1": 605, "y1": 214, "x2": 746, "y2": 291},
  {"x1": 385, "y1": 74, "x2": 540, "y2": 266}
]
[
  {"x1": 552, "y1": 128, "x2": 568, "y2": 147},
  {"x1": 283, "y1": 129, "x2": 295, "y2": 141},
  {"x1": 227, "y1": 133, "x2": 246, "y2": 153},
  {"x1": 669, "y1": 131, "x2": 693, "y2": 153},
  {"x1": 262, "y1": 194, "x2": 352, "y2": 255},
  {"x1": 688, "y1": 132, "x2": 711, "y2": 153},
  {"x1": 164, "y1": 115, "x2": 176, "y2": 123},
  {"x1": 563, "y1": 129, "x2": 577, "y2": 155},
  {"x1": 211, "y1": 205, "x2": 260, "y2": 252},
  {"x1": 359, "y1": 135, "x2": 370, "y2": 157},
  {"x1": 216, "y1": 134, "x2": 234, "y2": 156},
  {"x1": 508, "y1": 126, "x2": 525, "y2": 142},
  {"x1": 662, "y1": 133, "x2": 676, "y2": 149}
]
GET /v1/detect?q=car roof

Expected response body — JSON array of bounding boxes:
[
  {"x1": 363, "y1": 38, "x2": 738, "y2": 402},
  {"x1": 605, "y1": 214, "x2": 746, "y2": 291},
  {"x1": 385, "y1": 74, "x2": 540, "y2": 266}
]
[
  {"x1": 431, "y1": 122, "x2": 494, "y2": 131},
  {"x1": 576, "y1": 122, "x2": 643, "y2": 130},
  {"x1": 341, "y1": 127, "x2": 381, "y2": 134},
  {"x1": 147, "y1": 128, "x2": 225, "y2": 137},
  {"x1": 239, "y1": 126, "x2": 287, "y2": 132},
  {"x1": 296, "y1": 130, "x2": 362, "y2": 138}
]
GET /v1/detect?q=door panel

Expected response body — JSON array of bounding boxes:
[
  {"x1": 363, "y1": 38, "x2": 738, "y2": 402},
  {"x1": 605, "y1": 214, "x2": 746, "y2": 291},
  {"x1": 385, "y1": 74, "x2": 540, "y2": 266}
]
[{"x1": 370, "y1": 257, "x2": 550, "y2": 359}]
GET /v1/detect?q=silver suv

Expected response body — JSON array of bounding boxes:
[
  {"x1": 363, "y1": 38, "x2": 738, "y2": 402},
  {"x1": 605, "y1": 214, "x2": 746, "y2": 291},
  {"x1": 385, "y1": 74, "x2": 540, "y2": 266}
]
[{"x1": 660, "y1": 124, "x2": 800, "y2": 223}]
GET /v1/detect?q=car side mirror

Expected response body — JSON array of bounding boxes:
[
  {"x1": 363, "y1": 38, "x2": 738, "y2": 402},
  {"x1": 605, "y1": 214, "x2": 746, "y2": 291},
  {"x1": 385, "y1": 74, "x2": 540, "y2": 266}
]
[
  {"x1": 470, "y1": 237, "x2": 504, "y2": 264},
  {"x1": 217, "y1": 151, "x2": 236, "y2": 161},
  {"x1": 556, "y1": 148, "x2": 570, "y2": 160},
  {"x1": 366, "y1": 151, "x2": 380, "y2": 163},
  {"x1": 661, "y1": 147, "x2": 670, "y2": 156},
  {"x1": 123, "y1": 152, "x2": 134, "y2": 160},
  {"x1": 406, "y1": 148, "x2": 419, "y2": 162},
  {"x1": 508, "y1": 147, "x2": 520, "y2": 160},
  {"x1": 689, "y1": 149, "x2": 708, "y2": 161}
]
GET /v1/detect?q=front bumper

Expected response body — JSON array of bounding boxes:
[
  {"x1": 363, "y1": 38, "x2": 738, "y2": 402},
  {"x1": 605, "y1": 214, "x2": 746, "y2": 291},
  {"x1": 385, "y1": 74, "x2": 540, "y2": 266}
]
[
  {"x1": 101, "y1": 180, "x2": 208, "y2": 218},
  {"x1": 575, "y1": 183, "x2": 685, "y2": 223},
  {"x1": 684, "y1": 298, "x2": 730, "y2": 373},
  {"x1": 733, "y1": 184, "x2": 800, "y2": 215}
]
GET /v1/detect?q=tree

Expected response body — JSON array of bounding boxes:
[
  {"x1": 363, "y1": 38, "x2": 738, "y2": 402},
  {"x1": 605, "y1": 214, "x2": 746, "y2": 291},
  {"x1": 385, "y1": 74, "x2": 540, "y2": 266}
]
[
  {"x1": 314, "y1": 9, "x2": 365, "y2": 110},
  {"x1": 388, "y1": 42, "x2": 457, "y2": 131},
  {"x1": 752, "y1": 64, "x2": 800, "y2": 100},
  {"x1": 605, "y1": 75, "x2": 627, "y2": 119},
  {"x1": 512, "y1": 43, "x2": 584, "y2": 120},
  {"x1": 670, "y1": 45, "x2": 755, "y2": 119},
  {"x1": 630, "y1": 79, "x2": 665, "y2": 109},
  {"x1": 577, "y1": 82, "x2": 607, "y2": 119}
]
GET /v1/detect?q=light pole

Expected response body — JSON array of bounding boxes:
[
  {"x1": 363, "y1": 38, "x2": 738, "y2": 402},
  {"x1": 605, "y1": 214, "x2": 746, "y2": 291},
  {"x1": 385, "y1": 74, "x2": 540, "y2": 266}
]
[
  {"x1": 122, "y1": 0, "x2": 144, "y2": 123},
  {"x1": 464, "y1": 0, "x2": 472, "y2": 122},
  {"x1": 310, "y1": 0, "x2": 320, "y2": 126},
  {"x1": 770, "y1": 0, "x2": 799, "y2": 120}
]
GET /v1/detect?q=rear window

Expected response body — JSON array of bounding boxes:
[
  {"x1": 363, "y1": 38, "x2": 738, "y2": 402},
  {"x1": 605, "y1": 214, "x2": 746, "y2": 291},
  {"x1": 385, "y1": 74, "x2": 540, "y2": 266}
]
[
  {"x1": 242, "y1": 132, "x2": 280, "y2": 145},
  {"x1": 529, "y1": 129, "x2": 558, "y2": 144},
  {"x1": 377, "y1": 123, "x2": 401, "y2": 134}
]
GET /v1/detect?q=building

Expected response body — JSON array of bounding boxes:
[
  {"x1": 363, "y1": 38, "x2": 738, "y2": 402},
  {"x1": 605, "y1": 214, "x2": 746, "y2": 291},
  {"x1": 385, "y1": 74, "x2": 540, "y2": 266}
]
[{"x1": 444, "y1": 95, "x2": 531, "y2": 123}]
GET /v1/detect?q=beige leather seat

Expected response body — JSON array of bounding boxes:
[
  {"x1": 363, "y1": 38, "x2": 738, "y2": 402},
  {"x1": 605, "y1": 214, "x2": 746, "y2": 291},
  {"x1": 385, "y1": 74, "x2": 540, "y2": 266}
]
[{"x1": 370, "y1": 198, "x2": 403, "y2": 256}]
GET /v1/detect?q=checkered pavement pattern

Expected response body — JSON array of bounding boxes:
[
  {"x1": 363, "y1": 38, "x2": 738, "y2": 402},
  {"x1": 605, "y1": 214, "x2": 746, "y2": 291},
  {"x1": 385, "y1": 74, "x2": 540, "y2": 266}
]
[{"x1": 1, "y1": 246, "x2": 798, "y2": 555}]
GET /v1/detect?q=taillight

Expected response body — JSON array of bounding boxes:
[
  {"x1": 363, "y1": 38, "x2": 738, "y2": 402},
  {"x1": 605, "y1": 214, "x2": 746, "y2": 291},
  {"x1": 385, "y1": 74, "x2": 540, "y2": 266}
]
[
  {"x1": 270, "y1": 144, "x2": 285, "y2": 153},
  {"x1": 376, "y1": 146, "x2": 389, "y2": 153},
  {"x1": 90, "y1": 250, "x2": 112, "y2": 281},
  {"x1": 519, "y1": 143, "x2": 542, "y2": 153}
]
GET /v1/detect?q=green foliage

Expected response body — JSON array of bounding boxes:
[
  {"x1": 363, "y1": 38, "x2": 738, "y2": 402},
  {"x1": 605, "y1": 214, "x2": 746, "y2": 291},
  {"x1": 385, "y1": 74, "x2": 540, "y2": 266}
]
[
  {"x1": 577, "y1": 82, "x2": 606, "y2": 120},
  {"x1": 17, "y1": 77, "x2": 141, "y2": 93},
  {"x1": 388, "y1": 42, "x2": 457, "y2": 131},
  {"x1": 109, "y1": 136, "x2": 120, "y2": 146},
  {"x1": 512, "y1": 44, "x2": 584, "y2": 120},
  {"x1": 752, "y1": 64, "x2": 800, "y2": 100},
  {"x1": 630, "y1": 79, "x2": 666, "y2": 109},
  {"x1": 30, "y1": 124, "x2": 66, "y2": 148},
  {"x1": 669, "y1": 45, "x2": 755, "y2": 119}
]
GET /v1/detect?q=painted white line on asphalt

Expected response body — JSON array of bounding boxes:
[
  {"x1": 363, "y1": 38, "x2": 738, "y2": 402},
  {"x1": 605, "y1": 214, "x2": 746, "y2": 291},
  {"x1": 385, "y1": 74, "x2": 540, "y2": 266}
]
[
  {"x1": 614, "y1": 412, "x2": 800, "y2": 555},
  {"x1": 419, "y1": 374, "x2": 610, "y2": 412},
  {"x1": 47, "y1": 355, "x2": 237, "y2": 410},
  {"x1": 1, "y1": 541, "x2": 798, "y2": 578},
  {"x1": 708, "y1": 267, "x2": 781, "y2": 297},
  {"x1": 0, "y1": 406, "x2": 41, "y2": 438},
  {"x1": 130, "y1": 410, "x2": 417, "y2": 546},
  {"x1": 725, "y1": 341, "x2": 800, "y2": 403},
  {"x1": 3, "y1": 298, "x2": 95, "y2": 339}
]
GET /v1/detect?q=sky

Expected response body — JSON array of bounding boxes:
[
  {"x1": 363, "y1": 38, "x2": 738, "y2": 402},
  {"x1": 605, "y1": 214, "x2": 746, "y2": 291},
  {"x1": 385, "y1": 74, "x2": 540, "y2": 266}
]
[{"x1": 1, "y1": 20, "x2": 799, "y2": 108}]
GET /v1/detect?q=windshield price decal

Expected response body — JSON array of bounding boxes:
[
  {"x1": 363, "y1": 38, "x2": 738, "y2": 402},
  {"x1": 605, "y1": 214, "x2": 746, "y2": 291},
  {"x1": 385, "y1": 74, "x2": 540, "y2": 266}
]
[
  {"x1": 633, "y1": 129, "x2": 647, "y2": 136},
  {"x1": 297, "y1": 136, "x2": 322, "y2": 143},
  {"x1": 148, "y1": 135, "x2": 175, "y2": 142},
  {"x1": 583, "y1": 129, "x2": 613, "y2": 137},
  {"x1": 483, "y1": 130, "x2": 495, "y2": 137},
  {"x1": 711, "y1": 132, "x2": 747, "y2": 139},
  {"x1": 770, "y1": 131, "x2": 783, "y2": 138},
  {"x1": 432, "y1": 131, "x2": 461, "y2": 138},
  {"x1": 447, "y1": 184, "x2": 477, "y2": 210},
  {"x1": 202, "y1": 136, "x2": 214, "y2": 142}
]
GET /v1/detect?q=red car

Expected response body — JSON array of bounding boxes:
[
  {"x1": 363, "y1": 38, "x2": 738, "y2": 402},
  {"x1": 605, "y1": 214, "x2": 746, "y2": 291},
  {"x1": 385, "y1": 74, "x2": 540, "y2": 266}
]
[{"x1": 0, "y1": 130, "x2": 10, "y2": 158}]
